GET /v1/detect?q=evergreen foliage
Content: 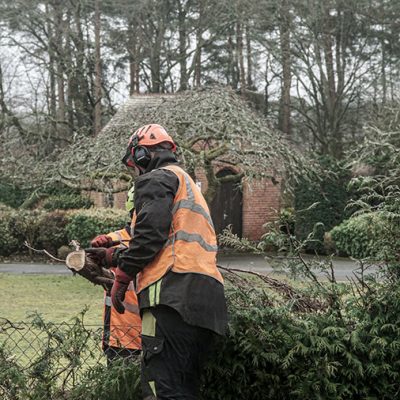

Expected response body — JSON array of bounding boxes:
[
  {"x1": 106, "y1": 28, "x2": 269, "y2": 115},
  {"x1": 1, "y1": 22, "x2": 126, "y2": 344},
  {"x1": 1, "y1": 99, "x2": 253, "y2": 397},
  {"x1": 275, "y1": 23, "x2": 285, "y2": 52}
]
[
  {"x1": 3, "y1": 272, "x2": 400, "y2": 399},
  {"x1": 294, "y1": 158, "x2": 351, "y2": 253}
]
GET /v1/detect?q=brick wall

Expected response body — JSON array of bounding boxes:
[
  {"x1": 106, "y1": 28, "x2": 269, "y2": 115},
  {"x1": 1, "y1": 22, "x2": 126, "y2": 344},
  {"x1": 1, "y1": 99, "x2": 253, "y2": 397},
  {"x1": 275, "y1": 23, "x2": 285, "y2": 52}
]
[{"x1": 242, "y1": 178, "x2": 281, "y2": 240}]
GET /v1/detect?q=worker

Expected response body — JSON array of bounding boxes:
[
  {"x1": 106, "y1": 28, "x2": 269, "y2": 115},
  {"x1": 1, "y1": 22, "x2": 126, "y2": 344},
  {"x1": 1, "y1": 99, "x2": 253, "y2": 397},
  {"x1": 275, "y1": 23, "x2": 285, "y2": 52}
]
[
  {"x1": 90, "y1": 186, "x2": 141, "y2": 364},
  {"x1": 90, "y1": 124, "x2": 227, "y2": 399}
]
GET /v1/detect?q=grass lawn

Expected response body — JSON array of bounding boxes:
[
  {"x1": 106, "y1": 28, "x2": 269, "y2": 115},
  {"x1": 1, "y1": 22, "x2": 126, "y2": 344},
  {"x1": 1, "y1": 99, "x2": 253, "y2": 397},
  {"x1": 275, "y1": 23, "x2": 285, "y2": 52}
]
[{"x1": 0, "y1": 273, "x2": 104, "y2": 325}]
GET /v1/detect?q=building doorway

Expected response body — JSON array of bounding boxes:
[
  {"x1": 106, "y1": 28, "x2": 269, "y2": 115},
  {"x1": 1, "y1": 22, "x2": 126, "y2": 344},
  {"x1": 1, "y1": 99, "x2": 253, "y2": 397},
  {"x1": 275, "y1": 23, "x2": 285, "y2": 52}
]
[{"x1": 210, "y1": 169, "x2": 243, "y2": 237}]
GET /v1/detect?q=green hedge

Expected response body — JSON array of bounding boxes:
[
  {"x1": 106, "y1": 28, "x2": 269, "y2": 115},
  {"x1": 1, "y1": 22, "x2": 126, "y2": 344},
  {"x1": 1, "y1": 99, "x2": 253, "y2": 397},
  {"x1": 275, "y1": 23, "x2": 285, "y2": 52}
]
[
  {"x1": 0, "y1": 208, "x2": 129, "y2": 257},
  {"x1": 294, "y1": 158, "x2": 351, "y2": 253},
  {"x1": 0, "y1": 182, "x2": 29, "y2": 208},
  {"x1": 0, "y1": 180, "x2": 93, "y2": 210},
  {"x1": 330, "y1": 212, "x2": 400, "y2": 260},
  {"x1": 65, "y1": 208, "x2": 128, "y2": 247},
  {"x1": 0, "y1": 207, "x2": 20, "y2": 256},
  {"x1": 42, "y1": 194, "x2": 93, "y2": 211}
]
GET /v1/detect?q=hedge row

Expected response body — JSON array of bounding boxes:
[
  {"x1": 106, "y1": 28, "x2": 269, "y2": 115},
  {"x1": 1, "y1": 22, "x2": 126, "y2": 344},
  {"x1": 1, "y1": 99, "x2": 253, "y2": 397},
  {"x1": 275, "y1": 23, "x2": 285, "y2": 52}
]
[
  {"x1": 0, "y1": 207, "x2": 129, "y2": 256},
  {"x1": 329, "y1": 211, "x2": 400, "y2": 260},
  {"x1": 0, "y1": 180, "x2": 93, "y2": 209}
]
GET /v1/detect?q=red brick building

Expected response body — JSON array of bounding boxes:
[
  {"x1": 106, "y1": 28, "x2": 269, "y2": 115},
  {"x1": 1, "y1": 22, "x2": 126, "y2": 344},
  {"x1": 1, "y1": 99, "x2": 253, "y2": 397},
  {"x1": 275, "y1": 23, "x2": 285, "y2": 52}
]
[{"x1": 89, "y1": 90, "x2": 282, "y2": 241}]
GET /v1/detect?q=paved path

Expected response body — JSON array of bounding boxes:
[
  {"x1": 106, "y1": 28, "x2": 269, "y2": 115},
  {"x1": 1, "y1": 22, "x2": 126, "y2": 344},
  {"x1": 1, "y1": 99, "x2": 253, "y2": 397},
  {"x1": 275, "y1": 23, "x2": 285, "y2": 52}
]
[{"x1": 0, "y1": 254, "x2": 378, "y2": 281}]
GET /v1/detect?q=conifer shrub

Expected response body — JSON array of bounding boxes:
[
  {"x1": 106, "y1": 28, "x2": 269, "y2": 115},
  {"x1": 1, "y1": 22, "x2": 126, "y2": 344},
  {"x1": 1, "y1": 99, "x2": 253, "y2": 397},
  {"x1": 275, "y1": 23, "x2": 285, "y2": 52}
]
[{"x1": 294, "y1": 158, "x2": 351, "y2": 253}]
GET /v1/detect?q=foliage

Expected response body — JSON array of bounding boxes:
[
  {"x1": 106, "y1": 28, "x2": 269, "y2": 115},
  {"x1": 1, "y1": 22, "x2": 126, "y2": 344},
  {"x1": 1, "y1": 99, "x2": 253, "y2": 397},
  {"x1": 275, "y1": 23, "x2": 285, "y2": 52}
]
[
  {"x1": 0, "y1": 207, "x2": 20, "y2": 256},
  {"x1": 36, "y1": 211, "x2": 69, "y2": 254},
  {"x1": 68, "y1": 359, "x2": 141, "y2": 400},
  {"x1": 3, "y1": 269, "x2": 400, "y2": 399},
  {"x1": 42, "y1": 194, "x2": 93, "y2": 211},
  {"x1": 0, "y1": 181, "x2": 30, "y2": 208},
  {"x1": 330, "y1": 211, "x2": 400, "y2": 260},
  {"x1": 0, "y1": 207, "x2": 129, "y2": 257},
  {"x1": 65, "y1": 208, "x2": 128, "y2": 247},
  {"x1": 0, "y1": 312, "x2": 141, "y2": 400},
  {"x1": 340, "y1": 106, "x2": 400, "y2": 264},
  {"x1": 202, "y1": 275, "x2": 400, "y2": 400},
  {"x1": 294, "y1": 158, "x2": 351, "y2": 253}
]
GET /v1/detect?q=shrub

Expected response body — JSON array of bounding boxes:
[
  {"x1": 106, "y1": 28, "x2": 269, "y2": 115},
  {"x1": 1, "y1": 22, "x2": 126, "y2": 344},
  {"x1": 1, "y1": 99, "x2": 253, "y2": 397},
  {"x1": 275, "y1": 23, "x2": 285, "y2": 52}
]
[
  {"x1": 0, "y1": 181, "x2": 29, "y2": 208},
  {"x1": 330, "y1": 211, "x2": 400, "y2": 260},
  {"x1": 36, "y1": 211, "x2": 69, "y2": 254},
  {"x1": 65, "y1": 208, "x2": 129, "y2": 247},
  {"x1": 9, "y1": 209, "x2": 45, "y2": 251},
  {"x1": 294, "y1": 157, "x2": 351, "y2": 253},
  {"x1": 0, "y1": 208, "x2": 20, "y2": 256},
  {"x1": 42, "y1": 194, "x2": 93, "y2": 211},
  {"x1": 201, "y1": 277, "x2": 400, "y2": 400}
]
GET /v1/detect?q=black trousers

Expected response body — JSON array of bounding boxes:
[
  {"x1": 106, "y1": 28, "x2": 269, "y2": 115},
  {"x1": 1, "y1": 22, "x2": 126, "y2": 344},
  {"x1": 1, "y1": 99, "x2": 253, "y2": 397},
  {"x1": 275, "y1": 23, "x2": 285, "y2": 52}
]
[{"x1": 141, "y1": 305, "x2": 215, "y2": 400}]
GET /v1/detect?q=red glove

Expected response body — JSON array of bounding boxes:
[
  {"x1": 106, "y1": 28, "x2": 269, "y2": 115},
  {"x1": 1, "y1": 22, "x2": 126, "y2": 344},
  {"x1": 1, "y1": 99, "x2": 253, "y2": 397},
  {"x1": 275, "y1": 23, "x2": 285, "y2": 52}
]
[
  {"x1": 85, "y1": 247, "x2": 116, "y2": 268},
  {"x1": 111, "y1": 268, "x2": 134, "y2": 314},
  {"x1": 90, "y1": 234, "x2": 113, "y2": 248}
]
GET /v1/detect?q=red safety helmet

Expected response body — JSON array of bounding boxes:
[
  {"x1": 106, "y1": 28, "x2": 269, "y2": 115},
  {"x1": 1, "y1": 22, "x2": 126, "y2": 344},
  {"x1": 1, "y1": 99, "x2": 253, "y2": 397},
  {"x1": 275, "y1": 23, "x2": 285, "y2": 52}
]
[{"x1": 122, "y1": 124, "x2": 176, "y2": 169}]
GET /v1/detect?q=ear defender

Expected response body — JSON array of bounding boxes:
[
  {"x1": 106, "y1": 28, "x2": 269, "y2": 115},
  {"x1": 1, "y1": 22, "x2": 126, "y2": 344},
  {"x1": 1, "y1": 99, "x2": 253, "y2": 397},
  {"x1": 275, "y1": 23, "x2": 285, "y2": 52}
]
[{"x1": 133, "y1": 145, "x2": 151, "y2": 169}]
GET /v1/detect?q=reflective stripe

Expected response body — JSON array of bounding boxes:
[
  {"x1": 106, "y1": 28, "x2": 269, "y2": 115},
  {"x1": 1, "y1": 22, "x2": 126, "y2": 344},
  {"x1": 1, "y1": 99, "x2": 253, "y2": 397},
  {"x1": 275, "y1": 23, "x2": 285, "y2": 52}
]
[
  {"x1": 142, "y1": 310, "x2": 156, "y2": 337},
  {"x1": 105, "y1": 296, "x2": 112, "y2": 307},
  {"x1": 183, "y1": 172, "x2": 195, "y2": 201},
  {"x1": 149, "y1": 279, "x2": 162, "y2": 306},
  {"x1": 172, "y1": 199, "x2": 215, "y2": 229},
  {"x1": 149, "y1": 381, "x2": 157, "y2": 397},
  {"x1": 165, "y1": 230, "x2": 218, "y2": 252}
]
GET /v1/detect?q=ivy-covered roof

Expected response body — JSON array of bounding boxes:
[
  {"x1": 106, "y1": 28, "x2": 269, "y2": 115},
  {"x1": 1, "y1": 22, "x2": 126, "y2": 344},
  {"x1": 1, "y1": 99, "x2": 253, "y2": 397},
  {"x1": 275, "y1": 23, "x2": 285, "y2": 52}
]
[{"x1": 57, "y1": 86, "x2": 309, "y2": 192}]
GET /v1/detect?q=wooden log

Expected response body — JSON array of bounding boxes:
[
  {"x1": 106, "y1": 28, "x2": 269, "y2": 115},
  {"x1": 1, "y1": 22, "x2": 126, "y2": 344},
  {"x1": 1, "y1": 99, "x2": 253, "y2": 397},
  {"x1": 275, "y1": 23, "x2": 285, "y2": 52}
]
[{"x1": 66, "y1": 250, "x2": 114, "y2": 288}]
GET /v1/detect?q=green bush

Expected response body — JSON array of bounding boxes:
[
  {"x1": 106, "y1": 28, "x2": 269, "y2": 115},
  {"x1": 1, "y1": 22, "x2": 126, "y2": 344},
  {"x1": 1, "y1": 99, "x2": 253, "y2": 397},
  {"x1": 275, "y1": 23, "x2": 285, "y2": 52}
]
[
  {"x1": 0, "y1": 208, "x2": 20, "y2": 256},
  {"x1": 0, "y1": 207, "x2": 130, "y2": 257},
  {"x1": 201, "y1": 278, "x2": 400, "y2": 400},
  {"x1": 36, "y1": 211, "x2": 69, "y2": 254},
  {"x1": 42, "y1": 194, "x2": 93, "y2": 211},
  {"x1": 9, "y1": 210, "x2": 45, "y2": 251},
  {"x1": 65, "y1": 208, "x2": 129, "y2": 247},
  {"x1": 294, "y1": 157, "x2": 351, "y2": 253},
  {"x1": 330, "y1": 212, "x2": 400, "y2": 260},
  {"x1": 0, "y1": 181, "x2": 29, "y2": 208}
]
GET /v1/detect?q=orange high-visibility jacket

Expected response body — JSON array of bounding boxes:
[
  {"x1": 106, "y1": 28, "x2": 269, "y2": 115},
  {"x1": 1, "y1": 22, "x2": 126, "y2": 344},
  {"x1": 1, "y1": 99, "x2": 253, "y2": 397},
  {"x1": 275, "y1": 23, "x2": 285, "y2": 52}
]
[
  {"x1": 133, "y1": 164, "x2": 223, "y2": 294},
  {"x1": 103, "y1": 228, "x2": 141, "y2": 350}
]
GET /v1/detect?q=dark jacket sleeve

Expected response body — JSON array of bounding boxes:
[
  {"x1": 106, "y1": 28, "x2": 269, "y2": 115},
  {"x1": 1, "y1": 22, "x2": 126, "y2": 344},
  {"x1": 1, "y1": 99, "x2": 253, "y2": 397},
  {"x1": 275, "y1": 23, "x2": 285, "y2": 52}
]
[{"x1": 117, "y1": 169, "x2": 179, "y2": 276}]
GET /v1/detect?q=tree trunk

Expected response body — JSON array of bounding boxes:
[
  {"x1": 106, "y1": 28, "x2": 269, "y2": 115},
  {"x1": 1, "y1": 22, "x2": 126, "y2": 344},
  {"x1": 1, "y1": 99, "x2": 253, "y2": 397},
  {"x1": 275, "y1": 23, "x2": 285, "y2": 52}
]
[
  {"x1": 128, "y1": 19, "x2": 140, "y2": 95},
  {"x1": 246, "y1": 25, "x2": 253, "y2": 89},
  {"x1": 94, "y1": 0, "x2": 102, "y2": 135},
  {"x1": 178, "y1": 1, "x2": 188, "y2": 91},
  {"x1": 46, "y1": 2, "x2": 57, "y2": 134},
  {"x1": 279, "y1": 0, "x2": 291, "y2": 135},
  {"x1": 236, "y1": 21, "x2": 246, "y2": 90},
  {"x1": 54, "y1": 1, "x2": 66, "y2": 134}
]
